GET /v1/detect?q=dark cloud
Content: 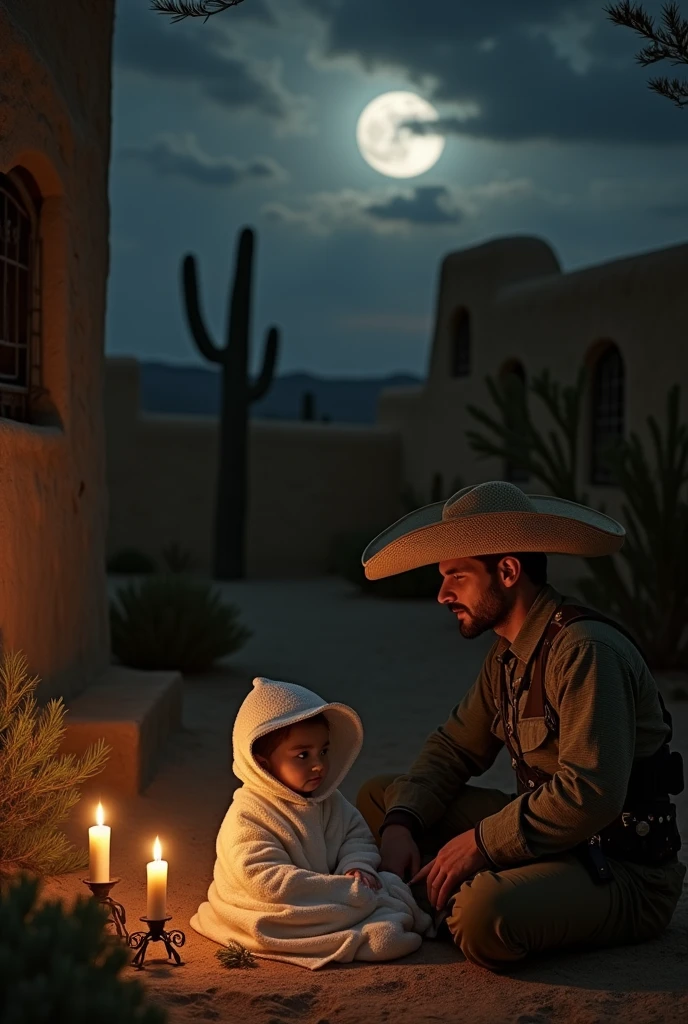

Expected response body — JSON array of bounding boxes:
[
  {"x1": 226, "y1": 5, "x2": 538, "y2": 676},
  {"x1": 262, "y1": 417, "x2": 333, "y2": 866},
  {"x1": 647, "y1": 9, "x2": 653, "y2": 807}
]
[
  {"x1": 303, "y1": 0, "x2": 686, "y2": 144},
  {"x1": 115, "y1": 0, "x2": 309, "y2": 127},
  {"x1": 119, "y1": 133, "x2": 287, "y2": 187},
  {"x1": 366, "y1": 186, "x2": 463, "y2": 225}
]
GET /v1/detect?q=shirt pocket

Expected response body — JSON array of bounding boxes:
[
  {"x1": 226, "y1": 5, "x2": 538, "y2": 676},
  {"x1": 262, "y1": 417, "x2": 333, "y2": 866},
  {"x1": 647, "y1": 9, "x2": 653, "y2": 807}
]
[{"x1": 517, "y1": 717, "x2": 550, "y2": 753}]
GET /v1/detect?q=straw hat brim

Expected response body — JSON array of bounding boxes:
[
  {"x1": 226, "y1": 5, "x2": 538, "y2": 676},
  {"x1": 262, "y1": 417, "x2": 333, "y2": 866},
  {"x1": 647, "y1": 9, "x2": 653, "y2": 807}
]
[{"x1": 362, "y1": 494, "x2": 625, "y2": 580}]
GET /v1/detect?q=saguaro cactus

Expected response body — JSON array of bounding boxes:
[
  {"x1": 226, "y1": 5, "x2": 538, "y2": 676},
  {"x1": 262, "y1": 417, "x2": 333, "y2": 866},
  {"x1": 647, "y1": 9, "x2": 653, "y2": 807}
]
[{"x1": 182, "y1": 227, "x2": 279, "y2": 580}]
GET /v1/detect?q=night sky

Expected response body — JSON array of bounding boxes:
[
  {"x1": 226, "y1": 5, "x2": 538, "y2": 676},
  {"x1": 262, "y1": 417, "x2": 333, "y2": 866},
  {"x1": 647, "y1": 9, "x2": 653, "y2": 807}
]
[{"x1": 107, "y1": 0, "x2": 688, "y2": 377}]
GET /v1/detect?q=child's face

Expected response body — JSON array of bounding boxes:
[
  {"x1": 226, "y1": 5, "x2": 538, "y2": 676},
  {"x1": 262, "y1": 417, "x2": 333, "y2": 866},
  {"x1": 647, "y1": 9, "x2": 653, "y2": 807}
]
[{"x1": 257, "y1": 720, "x2": 330, "y2": 794}]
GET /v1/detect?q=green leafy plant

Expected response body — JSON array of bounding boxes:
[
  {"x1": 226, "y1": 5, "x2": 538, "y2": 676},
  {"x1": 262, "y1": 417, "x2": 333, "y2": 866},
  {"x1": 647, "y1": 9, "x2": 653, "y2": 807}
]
[
  {"x1": 110, "y1": 574, "x2": 252, "y2": 673},
  {"x1": 466, "y1": 368, "x2": 688, "y2": 671},
  {"x1": 0, "y1": 875, "x2": 166, "y2": 1022},
  {"x1": 107, "y1": 548, "x2": 158, "y2": 575},
  {"x1": 160, "y1": 542, "x2": 195, "y2": 574},
  {"x1": 606, "y1": 1, "x2": 688, "y2": 109},
  {"x1": 0, "y1": 652, "x2": 109, "y2": 879}
]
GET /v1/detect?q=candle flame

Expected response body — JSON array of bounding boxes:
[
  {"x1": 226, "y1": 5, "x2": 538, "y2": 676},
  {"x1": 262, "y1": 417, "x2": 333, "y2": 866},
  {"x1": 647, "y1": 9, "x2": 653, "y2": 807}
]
[
  {"x1": 153, "y1": 836, "x2": 162, "y2": 861},
  {"x1": 96, "y1": 802, "x2": 104, "y2": 827}
]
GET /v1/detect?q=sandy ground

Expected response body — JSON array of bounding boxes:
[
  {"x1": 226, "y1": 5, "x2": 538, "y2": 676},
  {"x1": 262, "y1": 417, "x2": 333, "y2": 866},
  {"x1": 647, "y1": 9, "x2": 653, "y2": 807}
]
[{"x1": 45, "y1": 577, "x2": 687, "y2": 1024}]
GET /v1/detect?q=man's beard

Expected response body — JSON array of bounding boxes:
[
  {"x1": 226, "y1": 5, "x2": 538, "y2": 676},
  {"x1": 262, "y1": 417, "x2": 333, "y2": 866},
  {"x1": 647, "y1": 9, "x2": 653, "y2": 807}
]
[{"x1": 453, "y1": 577, "x2": 513, "y2": 639}]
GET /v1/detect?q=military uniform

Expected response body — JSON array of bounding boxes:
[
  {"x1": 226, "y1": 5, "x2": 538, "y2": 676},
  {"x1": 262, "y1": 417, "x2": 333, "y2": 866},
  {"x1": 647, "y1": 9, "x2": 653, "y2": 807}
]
[{"x1": 357, "y1": 584, "x2": 686, "y2": 970}]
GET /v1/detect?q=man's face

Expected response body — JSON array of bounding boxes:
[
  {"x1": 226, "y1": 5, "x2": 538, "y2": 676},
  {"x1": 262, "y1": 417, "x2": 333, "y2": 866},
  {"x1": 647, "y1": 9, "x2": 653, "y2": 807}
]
[{"x1": 437, "y1": 557, "x2": 515, "y2": 638}]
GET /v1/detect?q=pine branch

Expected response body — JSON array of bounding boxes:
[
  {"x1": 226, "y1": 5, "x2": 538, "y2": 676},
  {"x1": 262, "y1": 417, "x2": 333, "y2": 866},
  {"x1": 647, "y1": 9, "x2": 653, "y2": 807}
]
[
  {"x1": 606, "y1": 2, "x2": 688, "y2": 107},
  {"x1": 150, "y1": 0, "x2": 246, "y2": 22},
  {"x1": 215, "y1": 941, "x2": 256, "y2": 968}
]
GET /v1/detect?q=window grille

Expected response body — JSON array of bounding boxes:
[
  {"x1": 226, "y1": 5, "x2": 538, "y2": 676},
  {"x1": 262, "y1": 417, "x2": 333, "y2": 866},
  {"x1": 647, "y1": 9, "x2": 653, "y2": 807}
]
[{"x1": 0, "y1": 172, "x2": 41, "y2": 423}]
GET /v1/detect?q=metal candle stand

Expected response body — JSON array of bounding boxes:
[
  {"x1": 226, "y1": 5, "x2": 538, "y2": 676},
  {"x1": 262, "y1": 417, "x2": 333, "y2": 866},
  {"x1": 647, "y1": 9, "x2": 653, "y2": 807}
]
[
  {"x1": 82, "y1": 878, "x2": 129, "y2": 940},
  {"x1": 127, "y1": 917, "x2": 186, "y2": 969}
]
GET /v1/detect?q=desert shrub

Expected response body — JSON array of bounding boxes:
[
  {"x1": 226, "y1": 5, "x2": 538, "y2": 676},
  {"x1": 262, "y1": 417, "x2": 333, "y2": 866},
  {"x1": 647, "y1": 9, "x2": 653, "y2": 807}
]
[
  {"x1": 0, "y1": 874, "x2": 166, "y2": 1023},
  {"x1": 160, "y1": 541, "x2": 195, "y2": 573},
  {"x1": 110, "y1": 574, "x2": 252, "y2": 672},
  {"x1": 107, "y1": 548, "x2": 158, "y2": 575},
  {"x1": 0, "y1": 652, "x2": 109, "y2": 880}
]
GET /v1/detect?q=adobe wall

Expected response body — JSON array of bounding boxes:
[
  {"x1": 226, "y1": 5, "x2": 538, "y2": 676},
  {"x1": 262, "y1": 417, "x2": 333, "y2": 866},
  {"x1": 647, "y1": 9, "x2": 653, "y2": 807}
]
[
  {"x1": 0, "y1": 1, "x2": 115, "y2": 700},
  {"x1": 105, "y1": 359, "x2": 404, "y2": 576}
]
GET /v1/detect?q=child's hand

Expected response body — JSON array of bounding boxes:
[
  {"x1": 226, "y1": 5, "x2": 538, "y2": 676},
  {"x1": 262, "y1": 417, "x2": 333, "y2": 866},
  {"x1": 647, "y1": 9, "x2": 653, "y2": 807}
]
[{"x1": 345, "y1": 869, "x2": 382, "y2": 890}]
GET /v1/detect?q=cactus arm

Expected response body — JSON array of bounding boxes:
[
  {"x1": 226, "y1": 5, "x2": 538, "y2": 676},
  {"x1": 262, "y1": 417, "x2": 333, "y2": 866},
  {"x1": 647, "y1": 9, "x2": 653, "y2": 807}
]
[
  {"x1": 249, "y1": 325, "x2": 279, "y2": 402},
  {"x1": 182, "y1": 253, "x2": 223, "y2": 364}
]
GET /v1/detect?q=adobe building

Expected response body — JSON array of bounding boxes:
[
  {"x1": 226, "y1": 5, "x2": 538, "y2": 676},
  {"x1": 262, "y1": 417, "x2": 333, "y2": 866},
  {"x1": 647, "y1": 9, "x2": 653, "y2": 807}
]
[{"x1": 1, "y1": 1, "x2": 180, "y2": 795}]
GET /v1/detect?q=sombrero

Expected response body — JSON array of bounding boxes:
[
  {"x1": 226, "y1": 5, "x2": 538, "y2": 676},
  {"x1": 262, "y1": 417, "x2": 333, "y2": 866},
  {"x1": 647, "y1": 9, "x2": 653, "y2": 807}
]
[{"x1": 362, "y1": 480, "x2": 625, "y2": 581}]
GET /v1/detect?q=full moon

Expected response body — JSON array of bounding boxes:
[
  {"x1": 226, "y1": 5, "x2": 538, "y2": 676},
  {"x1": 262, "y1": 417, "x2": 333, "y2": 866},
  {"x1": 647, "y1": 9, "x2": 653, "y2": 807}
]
[{"x1": 356, "y1": 91, "x2": 445, "y2": 178}]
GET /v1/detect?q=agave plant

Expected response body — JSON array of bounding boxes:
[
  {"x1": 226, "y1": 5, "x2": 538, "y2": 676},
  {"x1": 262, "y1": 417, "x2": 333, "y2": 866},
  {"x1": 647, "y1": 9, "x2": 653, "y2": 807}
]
[
  {"x1": 466, "y1": 368, "x2": 688, "y2": 671},
  {"x1": 110, "y1": 575, "x2": 252, "y2": 673}
]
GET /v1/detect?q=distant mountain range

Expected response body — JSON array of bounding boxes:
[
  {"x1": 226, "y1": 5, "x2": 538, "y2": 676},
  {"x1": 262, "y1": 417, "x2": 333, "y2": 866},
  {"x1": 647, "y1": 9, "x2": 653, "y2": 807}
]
[{"x1": 139, "y1": 362, "x2": 424, "y2": 425}]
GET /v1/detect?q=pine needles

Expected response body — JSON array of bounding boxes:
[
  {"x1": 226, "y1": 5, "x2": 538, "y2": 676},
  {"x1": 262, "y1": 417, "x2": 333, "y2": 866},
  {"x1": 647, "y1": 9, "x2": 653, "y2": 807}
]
[
  {"x1": 606, "y1": 1, "x2": 688, "y2": 108},
  {"x1": 150, "y1": 0, "x2": 246, "y2": 22},
  {"x1": 0, "y1": 652, "x2": 110, "y2": 880},
  {"x1": 215, "y1": 940, "x2": 256, "y2": 968}
]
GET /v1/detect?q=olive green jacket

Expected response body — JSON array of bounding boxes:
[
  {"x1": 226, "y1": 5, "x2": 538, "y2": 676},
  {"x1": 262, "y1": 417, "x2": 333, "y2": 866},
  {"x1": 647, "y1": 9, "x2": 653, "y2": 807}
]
[{"x1": 382, "y1": 584, "x2": 670, "y2": 867}]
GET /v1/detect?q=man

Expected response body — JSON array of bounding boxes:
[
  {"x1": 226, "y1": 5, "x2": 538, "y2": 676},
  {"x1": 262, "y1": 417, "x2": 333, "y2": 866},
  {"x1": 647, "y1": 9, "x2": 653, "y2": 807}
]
[{"x1": 356, "y1": 480, "x2": 685, "y2": 971}]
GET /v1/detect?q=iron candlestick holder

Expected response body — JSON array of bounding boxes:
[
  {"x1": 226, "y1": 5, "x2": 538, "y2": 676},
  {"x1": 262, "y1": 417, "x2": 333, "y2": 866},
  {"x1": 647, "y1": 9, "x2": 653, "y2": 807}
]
[
  {"x1": 127, "y1": 916, "x2": 186, "y2": 969},
  {"x1": 81, "y1": 878, "x2": 129, "y2": 940}
]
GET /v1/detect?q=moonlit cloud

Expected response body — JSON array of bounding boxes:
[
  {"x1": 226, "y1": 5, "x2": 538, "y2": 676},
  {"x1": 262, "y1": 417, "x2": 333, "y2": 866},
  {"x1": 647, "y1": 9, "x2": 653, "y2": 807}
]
[{"x1": 119, "y1": 133, "x2": 288, "y2": 188}]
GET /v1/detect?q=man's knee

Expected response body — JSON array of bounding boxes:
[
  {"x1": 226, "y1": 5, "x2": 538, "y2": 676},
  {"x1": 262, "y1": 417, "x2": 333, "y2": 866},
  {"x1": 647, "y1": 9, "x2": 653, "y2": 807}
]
[
  {"x1": 355, "y1": 774, "x2": 397, "y2": 839},
  {"x1": 446, "y1": 871, "x2": 525, "y2": 971}
]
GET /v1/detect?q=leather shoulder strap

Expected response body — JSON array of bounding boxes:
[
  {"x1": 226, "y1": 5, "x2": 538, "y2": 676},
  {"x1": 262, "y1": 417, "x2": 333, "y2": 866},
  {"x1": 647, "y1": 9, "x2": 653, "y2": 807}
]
[{"x1": 522, "y1": 603, "x2": 646, "y2": 724}]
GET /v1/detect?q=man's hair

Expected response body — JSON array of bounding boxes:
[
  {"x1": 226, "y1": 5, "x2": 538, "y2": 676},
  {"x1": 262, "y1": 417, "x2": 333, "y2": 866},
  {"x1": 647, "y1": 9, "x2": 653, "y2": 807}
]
[
  {"x1": 252, "y1": 712, "x2": 329, "y2": 761},
  {"x1": 475, "y1": 551, "x2": 548, "y2": 586}
]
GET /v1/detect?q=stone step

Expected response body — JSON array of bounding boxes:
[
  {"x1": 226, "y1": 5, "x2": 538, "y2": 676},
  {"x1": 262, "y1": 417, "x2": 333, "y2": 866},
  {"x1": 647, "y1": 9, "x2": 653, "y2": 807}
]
[{"x1": 61, "y1": 666, "x2": 183, "y2": 796}]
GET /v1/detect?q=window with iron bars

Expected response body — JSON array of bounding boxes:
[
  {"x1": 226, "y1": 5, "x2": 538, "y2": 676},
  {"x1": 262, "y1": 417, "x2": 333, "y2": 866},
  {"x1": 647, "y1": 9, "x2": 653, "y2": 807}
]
[
  {"x1": 0, "y1": 171, "x2": 42, "y2": 424},
  {"x1": 590, "y1": 343, "x2": 625, "y2": 485}
]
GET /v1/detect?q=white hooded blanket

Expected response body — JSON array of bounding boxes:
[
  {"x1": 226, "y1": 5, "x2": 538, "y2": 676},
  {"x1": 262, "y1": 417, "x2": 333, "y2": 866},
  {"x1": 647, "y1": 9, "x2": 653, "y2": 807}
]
[{"x1": 191, "y1": 677, "x2": 432, "y2": 969}]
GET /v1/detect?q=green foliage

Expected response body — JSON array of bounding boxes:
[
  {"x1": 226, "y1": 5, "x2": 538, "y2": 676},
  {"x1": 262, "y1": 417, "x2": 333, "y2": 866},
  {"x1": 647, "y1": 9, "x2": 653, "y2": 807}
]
[
  {"x1": 466, "y1": 367, "x2": 588, "y2": 504},
  {"x1": 0, "y1": 653, "x2": 109, "y2": 880},
  {"x1": 160, "y1": 542, "x2": 195, "y2": 574},
  {"x1": 183, "y1": 226, "x2": 279, "y2": 580},
  {"x1": 466, "y1": 367, "x2": 688, "y2": 671},
  {"x1": 110, "y1": 574, "x2": 252, "y2": 673},
  {"x1": 606, "y1": 2, "x2": 688, "y2": 109},
  {"x1": 215, "y1": 940, "x2": 256, "y2": 969},
  {"x1": 0, "y1": 875, "x2": 166, "y2": 1023},
  {"x1": 107, "y1": 548, "x2": 158, "y2": 575},
  {"x1": 576, "y1": 386, "x2": 688, "y2": 670}
]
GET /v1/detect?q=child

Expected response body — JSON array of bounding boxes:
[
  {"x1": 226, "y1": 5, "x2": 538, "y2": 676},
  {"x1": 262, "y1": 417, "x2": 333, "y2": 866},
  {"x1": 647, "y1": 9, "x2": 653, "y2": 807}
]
[{"x1": 191, "y1": 677, "x2": 432, "y2": 969}]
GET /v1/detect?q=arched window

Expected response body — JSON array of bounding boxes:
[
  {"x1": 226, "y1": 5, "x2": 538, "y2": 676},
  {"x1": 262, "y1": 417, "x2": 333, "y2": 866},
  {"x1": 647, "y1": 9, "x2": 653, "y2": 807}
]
[
  {"x1": 590, "y1": 342, "x2": 625, "y2": 485},
  {"x1": 500, "y1": 360, "x2": 530, "y2": 483},
  {"x1": 0, "y1": 170, "x2": 41, "y2": 423},
  {"x1": 449, "y1": 307, "x2": 470, "y2": 377}
]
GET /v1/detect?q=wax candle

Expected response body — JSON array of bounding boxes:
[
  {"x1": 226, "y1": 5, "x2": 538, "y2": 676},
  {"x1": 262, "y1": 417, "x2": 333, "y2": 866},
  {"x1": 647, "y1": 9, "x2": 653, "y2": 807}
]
[
  {"x1": 146, "y1": 836, "x2": 168, "y2": 920},
  {"x1": 88, "y1": 802, "x2": 110, "y2": 883}
]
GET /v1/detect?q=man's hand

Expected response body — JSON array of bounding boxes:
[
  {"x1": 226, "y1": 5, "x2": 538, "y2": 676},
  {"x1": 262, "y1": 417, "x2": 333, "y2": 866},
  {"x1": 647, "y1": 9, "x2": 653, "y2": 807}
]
[
  {"x1": 345, "y1": 869, "x2": 382, "y2": 890},
  {"x1": 410, "y1": 830, "x2": 487, "y2": 910},
  {"x1": 379, "y1": 824, "x2": 421, "y2": 881}
]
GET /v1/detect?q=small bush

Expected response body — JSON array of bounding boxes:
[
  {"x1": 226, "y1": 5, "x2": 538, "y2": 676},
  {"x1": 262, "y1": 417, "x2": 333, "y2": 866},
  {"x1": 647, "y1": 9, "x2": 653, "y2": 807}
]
[
  {"x1": 107, "y1": 548, "x2": 158, "y2": 575},
  {"x1": 0, "y1": 652, "x2": 109, "y2": 880},
  {"x1": 0, "y1": 875, "x2": 166, "y2": 1023},
  {"x1": 110, "y1": 574, "x2": 252, "y2": 673}
]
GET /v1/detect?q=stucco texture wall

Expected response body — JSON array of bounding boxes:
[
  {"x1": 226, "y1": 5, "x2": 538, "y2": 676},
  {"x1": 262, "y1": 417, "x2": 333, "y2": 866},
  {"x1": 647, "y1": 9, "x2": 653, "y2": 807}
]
[
  {"x1": 105, "y1": 359, "x2": 404, "y2": 577},
  {"x1": 0, "y1": 0, "x2": 114, "y2": 700},
  {"x1": 377, "y1": 235, "x2": 688, "y2": 592}
]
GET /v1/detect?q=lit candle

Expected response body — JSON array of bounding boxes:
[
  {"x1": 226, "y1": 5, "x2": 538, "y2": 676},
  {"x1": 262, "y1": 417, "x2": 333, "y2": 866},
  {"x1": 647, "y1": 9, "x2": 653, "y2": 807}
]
[
  {"x1": 88, "y1": 802, "x2": 111, "y2": 883},
  {"x1": 146, "y1": 836, "x2": 168, "y2": 920}
]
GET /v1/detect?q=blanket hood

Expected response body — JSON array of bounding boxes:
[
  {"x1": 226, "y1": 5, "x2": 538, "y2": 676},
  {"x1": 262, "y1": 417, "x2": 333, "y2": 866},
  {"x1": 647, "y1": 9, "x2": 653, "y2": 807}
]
[{"x1": 232, "y1": 677, "x2": 363, "y2": 804}]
